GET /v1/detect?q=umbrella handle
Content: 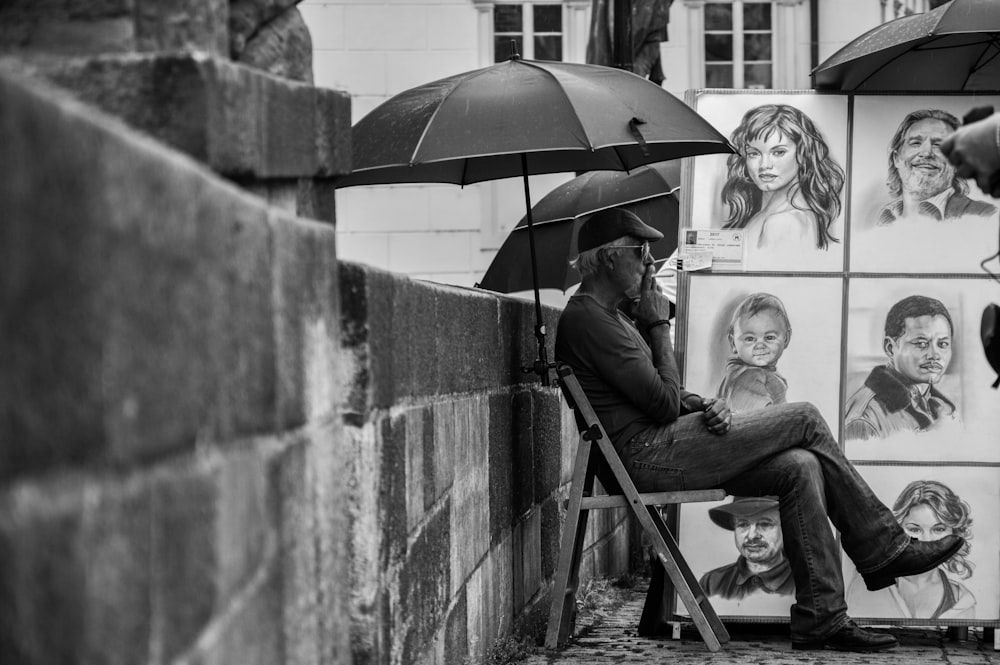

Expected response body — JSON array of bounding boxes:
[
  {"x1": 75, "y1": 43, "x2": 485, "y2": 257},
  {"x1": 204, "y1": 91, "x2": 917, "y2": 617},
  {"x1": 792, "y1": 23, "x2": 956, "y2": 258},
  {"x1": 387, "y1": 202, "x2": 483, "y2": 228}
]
[{"x1": 520, "y1": 153, "x2": 551, "y2": 386}]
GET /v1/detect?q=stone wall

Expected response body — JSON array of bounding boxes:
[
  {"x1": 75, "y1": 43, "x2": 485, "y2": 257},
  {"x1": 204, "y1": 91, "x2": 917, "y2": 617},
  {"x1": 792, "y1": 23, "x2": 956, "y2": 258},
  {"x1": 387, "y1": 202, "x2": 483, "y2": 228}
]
[{"x1": 0, "y1": 3, "x2": 632, "y2": 663}]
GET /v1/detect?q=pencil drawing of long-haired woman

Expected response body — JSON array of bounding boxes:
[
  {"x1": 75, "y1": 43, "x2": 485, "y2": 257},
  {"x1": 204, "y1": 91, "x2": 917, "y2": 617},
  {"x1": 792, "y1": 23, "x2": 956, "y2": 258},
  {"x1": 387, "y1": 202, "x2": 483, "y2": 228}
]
[{"x1": 722, "y1": 104, "x2": 846, "y2": 256}]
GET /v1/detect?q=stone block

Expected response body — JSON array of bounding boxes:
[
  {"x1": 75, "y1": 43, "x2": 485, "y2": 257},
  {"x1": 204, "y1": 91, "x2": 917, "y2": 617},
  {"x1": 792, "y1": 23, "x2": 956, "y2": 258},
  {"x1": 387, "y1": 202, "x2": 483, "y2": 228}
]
[
  {"x1": 488, "y1": 393, "x2": 514, "y2": 540},
  {"x1": 342, "y1": 425, "x2": 388, "y2": 665},
  {"x1": 449, "y1": 398, "x2": 491, "y2": 589},
  {"x1": 511, "y1": 511, "x2": 541, "y2": 612},
  {"x1": 399, "y1": 505, "x2": 451, "y2": 665},
  {"x1": 498, "y1": 296, "x2": 554, "y2": 386},
  {"x1": 16, "y1": 53, "x2": 347, "y2": 179},
  {"x1": 267, "y1": 435, "x2": 321, "y2": 665},
  {"x1": 134, "y1": 0, "x2": 228, "y2": 55},
  {"x1": 229, "y1": 0, "x2": 302, "y2": 56},
  {"x1": 0, "y1": 70, "x2": 280, "y2": 477},
  {"x1": 387, "y1": 274, "x2": 440, "y2": 400},
  {"x1": 310, "y1": 421, "x2": 353, "y2": 665},
  {"x1": 296, "y1": 178, "x2": 339, "y2": 224},
  {"x1": 511, "y1": 390, "x2": 536, "y2": 515},
  {"x1": 430, "y1": 401, "x2": 456, "y2": 505},
  {"x1": 190, "y1": 557, "x2": 283, "y2": 665},
  {"x1": 313, "y1": 88, "x2": 352, "y2": 177},
  {"x1": 435, "y1": 289, "x2": 504, "y2": 395},
  {"x1": 262, "y1": 74, "x2": 317, "y2": 178},
  {"x1": 237, "y1": 7, "x2": 314, "y2": 84},
  {"x1": 79, "y1": 481, "x2": 155, "y2": 664},
  {"x1": 215, "y1": 449, "x2": 270, "y2": 605},
  {"x1": 379, "y1": 414, "x2": 408, "y2": 568},
  {"x1": 271, "y1": 211, "x2": 340, "y2": 429},
  {"x1": 419, "y1": 406, "x2": 437, "y2": 511},
  {"x1": 404, "y1": 407, "x2": 428, "y2": 534},
  {"x1": 464, "y1": 562, "x2": 487, "y2": 663},
  {"x1": 0, "y1": 0, "x2": 227, "y2": 56},
  {"x1": 0, "y1": 491, "x2": 87, "y2": 663},
  {"x1": 338, "y1": 262, "x2": 404, "y2": 413},
  {"x1": 531, "y1": 390, "x2": 563, "y2": 500},
  {"x1": 151, "y1": 464, "x2": 219, "y2": 662},
  {"x1": 490, "y1": 534, "x2": 515, "y2": 637},
  {"x1": 539, "y1": 498, "x2": 561, "y2": 581},
  {"x1": 442, "y1": 590, "x2": 469, "y2": 665}
]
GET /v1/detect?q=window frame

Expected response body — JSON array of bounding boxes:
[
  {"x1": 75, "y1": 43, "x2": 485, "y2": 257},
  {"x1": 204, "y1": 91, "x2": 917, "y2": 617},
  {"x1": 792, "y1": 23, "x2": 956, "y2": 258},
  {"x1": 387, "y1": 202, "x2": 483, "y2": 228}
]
[
  {"x1": 703, "y1": 0, "x2": 774, "y2": 89},
  {"x1": 492, "y1": 2, "x2": 566, "y2": 62}
]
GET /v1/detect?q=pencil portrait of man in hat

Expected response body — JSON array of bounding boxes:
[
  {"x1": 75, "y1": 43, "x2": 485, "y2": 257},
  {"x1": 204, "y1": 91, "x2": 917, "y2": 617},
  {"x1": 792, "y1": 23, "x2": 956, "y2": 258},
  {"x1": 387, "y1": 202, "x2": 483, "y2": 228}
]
[{"x1": 699, "y1": 497, "x2": 795, "y2": 600}]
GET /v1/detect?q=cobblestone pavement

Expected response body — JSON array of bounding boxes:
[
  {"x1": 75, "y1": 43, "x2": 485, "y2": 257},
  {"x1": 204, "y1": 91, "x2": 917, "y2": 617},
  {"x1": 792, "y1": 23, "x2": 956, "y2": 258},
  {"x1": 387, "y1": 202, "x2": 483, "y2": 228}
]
[{"x1": 528, "y1": 586, "x2": 999, "y2": 665}]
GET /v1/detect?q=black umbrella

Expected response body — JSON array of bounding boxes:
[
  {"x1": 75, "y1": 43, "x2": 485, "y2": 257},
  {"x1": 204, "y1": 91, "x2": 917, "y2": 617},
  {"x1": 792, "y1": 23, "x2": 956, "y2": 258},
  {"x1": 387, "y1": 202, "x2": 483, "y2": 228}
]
[
  {"x1": 478, "y1": 161, "x2": 681, "y2": 294},
  {"x1": 813, "y1": 0, "x2": 1000, "y2": 92},
  {"x1": 335, "y1": 52, "x2": 733, "y2": 383}
]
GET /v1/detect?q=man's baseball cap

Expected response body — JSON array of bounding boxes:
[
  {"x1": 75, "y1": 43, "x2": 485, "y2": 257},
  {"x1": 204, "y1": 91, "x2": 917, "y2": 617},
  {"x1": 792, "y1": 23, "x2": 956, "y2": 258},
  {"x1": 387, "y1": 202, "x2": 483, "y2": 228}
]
[
  {"x1": 708, "y1": 496, "x2": 779, "y2": 531},
  {"x1": 577, "y1": 207, "x2": 663, "y2": 253}
]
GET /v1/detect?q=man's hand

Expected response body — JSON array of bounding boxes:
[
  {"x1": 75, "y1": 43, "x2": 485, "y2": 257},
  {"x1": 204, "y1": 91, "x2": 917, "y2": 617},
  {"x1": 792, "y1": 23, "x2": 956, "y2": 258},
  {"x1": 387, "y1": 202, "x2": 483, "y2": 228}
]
[
  {"x1": 941, "y1": 111, "x2": 1000, "y2": 198},
  {"x1": 702, "y1": 397, "x2": 732, "y2": 435},
  {"x1": 634, "y1": 263, "x2": 673, "y2": 332}
]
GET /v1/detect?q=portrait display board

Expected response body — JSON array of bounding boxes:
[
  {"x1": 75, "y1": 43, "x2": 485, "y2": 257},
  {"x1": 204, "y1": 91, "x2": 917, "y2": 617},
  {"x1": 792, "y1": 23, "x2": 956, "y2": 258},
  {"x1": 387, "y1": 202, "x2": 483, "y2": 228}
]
[{"x1": 674, "y1": 89, "x2": 1000, "y2": 627}]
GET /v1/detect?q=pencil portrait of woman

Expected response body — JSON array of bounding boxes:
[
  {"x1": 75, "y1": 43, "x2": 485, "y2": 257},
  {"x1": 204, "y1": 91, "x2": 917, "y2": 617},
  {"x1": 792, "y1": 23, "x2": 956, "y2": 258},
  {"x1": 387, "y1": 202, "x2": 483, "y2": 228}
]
[
  {"x1": 722, "y1": 104, "x2": 846, "y2": 263},
  {"x1": 847, "y1": 479, "x2": 975, "y2": 620}
]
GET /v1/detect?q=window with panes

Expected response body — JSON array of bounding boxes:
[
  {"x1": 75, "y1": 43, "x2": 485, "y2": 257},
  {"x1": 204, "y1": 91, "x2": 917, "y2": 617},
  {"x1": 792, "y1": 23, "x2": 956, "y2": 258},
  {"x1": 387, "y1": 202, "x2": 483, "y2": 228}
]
[
  {"x1": 493, "y1": 3, "x2": 563, "y2": 62},
  {"x1": 704, "y1": 1, "x2": 773, "y2": 88}
]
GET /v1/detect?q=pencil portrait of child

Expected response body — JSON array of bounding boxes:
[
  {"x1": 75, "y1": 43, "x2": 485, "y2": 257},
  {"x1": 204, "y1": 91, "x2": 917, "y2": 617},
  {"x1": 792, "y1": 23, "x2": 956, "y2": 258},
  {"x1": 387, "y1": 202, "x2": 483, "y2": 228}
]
[{"x1": 717, "y1": 293, "x2": 793, "y2": 413}]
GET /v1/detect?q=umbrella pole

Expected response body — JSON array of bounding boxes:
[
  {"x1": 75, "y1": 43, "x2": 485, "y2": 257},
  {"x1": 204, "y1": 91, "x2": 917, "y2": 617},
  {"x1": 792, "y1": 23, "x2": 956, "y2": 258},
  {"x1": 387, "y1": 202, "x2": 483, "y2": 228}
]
[{"x1": 520, "y1": 154, "x2": 551, "y2": 386}]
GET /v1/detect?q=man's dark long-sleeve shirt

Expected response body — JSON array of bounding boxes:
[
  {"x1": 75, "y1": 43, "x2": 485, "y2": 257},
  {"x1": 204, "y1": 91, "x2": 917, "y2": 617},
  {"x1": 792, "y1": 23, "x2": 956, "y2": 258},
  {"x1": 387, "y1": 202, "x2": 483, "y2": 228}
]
[{"x1": 555, "y1": 294, "x2": 694, "y2": 449}]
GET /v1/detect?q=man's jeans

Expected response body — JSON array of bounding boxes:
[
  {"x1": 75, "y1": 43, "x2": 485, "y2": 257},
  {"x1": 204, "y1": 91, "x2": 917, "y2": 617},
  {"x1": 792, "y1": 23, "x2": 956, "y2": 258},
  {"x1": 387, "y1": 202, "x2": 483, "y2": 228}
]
[{"x1": 619, "y1": 402, "x2": 909, "y2": 642}]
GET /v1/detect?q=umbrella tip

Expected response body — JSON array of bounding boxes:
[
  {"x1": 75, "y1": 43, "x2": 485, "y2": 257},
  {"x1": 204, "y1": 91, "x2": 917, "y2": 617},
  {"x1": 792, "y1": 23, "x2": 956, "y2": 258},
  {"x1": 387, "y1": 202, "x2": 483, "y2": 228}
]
[{"x1": 509, "y1": 39, "x2": 521, "y2": 61}]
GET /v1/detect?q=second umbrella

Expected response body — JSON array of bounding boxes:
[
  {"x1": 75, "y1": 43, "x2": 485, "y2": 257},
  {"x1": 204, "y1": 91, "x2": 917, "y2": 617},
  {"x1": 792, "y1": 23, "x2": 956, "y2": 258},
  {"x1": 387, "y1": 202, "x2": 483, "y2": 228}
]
[{"x1": 477, "y1": 161, "x2": 681, "y2": 294}]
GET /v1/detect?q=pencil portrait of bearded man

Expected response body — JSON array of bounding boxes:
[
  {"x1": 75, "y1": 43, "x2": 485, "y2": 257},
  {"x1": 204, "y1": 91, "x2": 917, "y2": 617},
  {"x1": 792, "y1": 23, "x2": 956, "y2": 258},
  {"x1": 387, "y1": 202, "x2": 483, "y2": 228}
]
[{"x1": 877, "y1": 109, "x2": 997, "y2": 226}]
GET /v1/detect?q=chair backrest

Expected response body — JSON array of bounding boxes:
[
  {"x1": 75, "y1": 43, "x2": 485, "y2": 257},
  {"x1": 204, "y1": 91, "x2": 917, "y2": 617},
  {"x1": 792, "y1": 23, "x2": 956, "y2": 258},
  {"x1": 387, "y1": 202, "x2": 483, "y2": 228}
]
[{"x1": 555, "y1": 363, "x2": 625, "y2": 495}]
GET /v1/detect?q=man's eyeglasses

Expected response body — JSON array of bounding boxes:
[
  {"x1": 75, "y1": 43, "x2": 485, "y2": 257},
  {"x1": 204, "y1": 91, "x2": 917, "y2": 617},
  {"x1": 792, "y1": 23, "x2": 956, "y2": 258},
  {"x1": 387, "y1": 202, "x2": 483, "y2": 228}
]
[{"x1": 613, "y1": 242, "x2": 652, "y2": 261}]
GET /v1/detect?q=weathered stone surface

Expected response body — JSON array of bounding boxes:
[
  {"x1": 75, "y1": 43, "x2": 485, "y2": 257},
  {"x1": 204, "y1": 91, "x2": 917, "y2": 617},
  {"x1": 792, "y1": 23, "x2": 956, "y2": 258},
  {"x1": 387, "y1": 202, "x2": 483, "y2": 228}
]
[
  {"x1": 151, "y1": 466, "x2": 219, "y2": 663},
  {"x1": 188, "y1": 557, "x2": 283, "y2": 665},
  {"x1": 532, "y1": 390, "x2": 564, "y2": 500},
  {"x1": 399, "y1": 505, "x2": 452, "y2": 665},
  {"x1": 379, "y1": 413, "x2": 408, "y2": 569},
  {"x1": 230, "y1": 0, "x2": 303, "y2": 56},
  {"x1": 270, "y1": 211, "x2": 340, "y2": 430},
  {"x1": 449, "y1": 397, "x2": 490, "y2": 591},
  {"x1": 489, "y1": 393, "x2": 514, "y2": 540},
  {"x1": 0, "y1": 0, "x2": 227, "y2": 56},
  {"x1": 0, "y1": 488, "x2": 88, "y2": 664},
  {"x1": 0, "y1": 69, "x2": 287, "y2": 477},
  {"x1": 512, "y1": 390, "x2": 537, "y2": 515},
  {"x1": 9, "y1": 53, "x2": 350, "y2": 178},
  {"x1": 238, "y1": 7, "x2": 314, "y2": 84},
  {"x1": 268, "y1": 435, "x2": 321, "y2": 665}
]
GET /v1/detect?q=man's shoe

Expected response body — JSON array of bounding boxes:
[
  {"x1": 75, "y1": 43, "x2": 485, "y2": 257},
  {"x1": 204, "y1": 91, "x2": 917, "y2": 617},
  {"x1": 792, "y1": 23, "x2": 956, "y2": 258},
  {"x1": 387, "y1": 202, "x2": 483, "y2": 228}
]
[
  {"x1": 863, "y1": 535, "x2": 965, "y2": 591},
  {"x1": 792, "y1": 621, "x2": 899, "y2": 652}
]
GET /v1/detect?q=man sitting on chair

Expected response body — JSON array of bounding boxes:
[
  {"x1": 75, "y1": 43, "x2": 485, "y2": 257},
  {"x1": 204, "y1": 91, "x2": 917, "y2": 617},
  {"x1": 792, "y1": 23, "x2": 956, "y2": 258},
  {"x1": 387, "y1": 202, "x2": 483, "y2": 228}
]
[{"x1": 553, "y1": 207, "x2": 964, "y2": 652}]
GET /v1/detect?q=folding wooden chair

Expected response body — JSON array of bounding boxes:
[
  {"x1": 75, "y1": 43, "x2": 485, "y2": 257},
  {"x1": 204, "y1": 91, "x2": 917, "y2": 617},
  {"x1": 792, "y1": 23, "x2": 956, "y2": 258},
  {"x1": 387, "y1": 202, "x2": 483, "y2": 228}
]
[{"x1": 545, "y1": 363, "x2": 730, "y2": 651}]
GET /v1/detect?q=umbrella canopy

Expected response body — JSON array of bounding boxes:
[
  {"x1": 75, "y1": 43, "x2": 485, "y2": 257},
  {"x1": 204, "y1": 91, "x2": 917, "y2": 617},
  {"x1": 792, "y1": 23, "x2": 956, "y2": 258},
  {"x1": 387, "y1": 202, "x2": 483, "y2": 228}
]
[
  {"x1": 477, "y1": 162, "x2": 681, "y2": 294},
  {"x1": 812, "y1": 0, "x2": 1000, "y2": 92},
  {"x1": 335, "y1": 56, "x2": 732, "y2": 187},
  {"x1": 335, "y1": 54, "x2": 733, "y2": 382}
]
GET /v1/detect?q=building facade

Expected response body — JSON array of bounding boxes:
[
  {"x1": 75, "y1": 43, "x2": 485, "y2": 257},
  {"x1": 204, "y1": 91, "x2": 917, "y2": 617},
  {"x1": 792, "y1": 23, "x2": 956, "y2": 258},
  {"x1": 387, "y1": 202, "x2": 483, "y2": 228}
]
[{"x1": 302, "y1": 0, "x2": 932, "y2": 297}]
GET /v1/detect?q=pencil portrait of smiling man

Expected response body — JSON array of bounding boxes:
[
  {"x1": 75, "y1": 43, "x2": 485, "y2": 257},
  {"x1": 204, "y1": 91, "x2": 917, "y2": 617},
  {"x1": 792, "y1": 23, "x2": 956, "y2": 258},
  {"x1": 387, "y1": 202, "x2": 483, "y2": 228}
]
[{"x1": 878, "y1": 109, "x2": 997, "y2": 225}]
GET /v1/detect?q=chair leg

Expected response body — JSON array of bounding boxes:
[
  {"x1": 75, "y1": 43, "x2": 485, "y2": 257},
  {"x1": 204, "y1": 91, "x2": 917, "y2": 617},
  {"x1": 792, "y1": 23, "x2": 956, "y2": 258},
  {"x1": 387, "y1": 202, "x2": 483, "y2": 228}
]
[
  {"x1": 545, "y1": 439, "x2": 594, "y2": 649},
  {"x1": 647, "y1": 505, "x2": 730, "y2": 645}
]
